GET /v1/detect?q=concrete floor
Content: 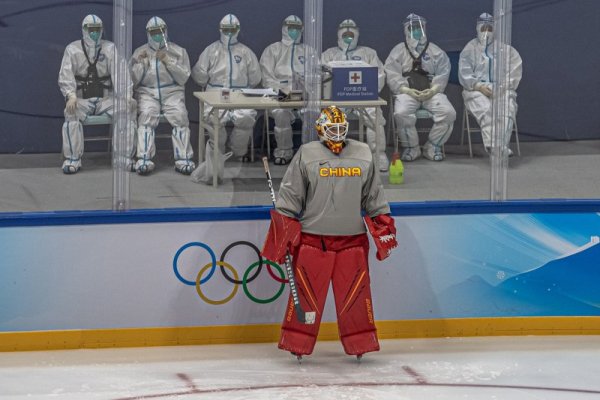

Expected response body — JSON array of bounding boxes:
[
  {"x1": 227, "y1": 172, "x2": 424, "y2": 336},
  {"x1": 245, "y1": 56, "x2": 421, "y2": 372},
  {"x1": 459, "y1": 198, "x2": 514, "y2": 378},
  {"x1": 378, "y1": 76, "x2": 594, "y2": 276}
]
[{"x1": 1, "y1": 140, "x2": 599, "y2": 212}]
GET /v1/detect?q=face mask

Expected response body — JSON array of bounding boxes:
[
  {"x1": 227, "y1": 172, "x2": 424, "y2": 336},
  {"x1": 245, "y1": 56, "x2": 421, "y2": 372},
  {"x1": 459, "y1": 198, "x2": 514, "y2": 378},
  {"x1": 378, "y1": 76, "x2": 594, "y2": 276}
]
[
  {"x1": 151, "y1": 33, "x2": 164, "y2": 43},
  {"x1": 343, "y1": 36, "x2": 353, "y2": 45},
  {"x1": 411, "y1": 28, "x2": 423, "y2": 40},
  {"x1": 88, "y1": 31, "x2": 101, "y2": 42},
  {"x1": 478, "y1": 30, "x2": 493, "y2": 45},
  {"x1": 288, "y1": 28, "x2": 300, "y2": 40}
]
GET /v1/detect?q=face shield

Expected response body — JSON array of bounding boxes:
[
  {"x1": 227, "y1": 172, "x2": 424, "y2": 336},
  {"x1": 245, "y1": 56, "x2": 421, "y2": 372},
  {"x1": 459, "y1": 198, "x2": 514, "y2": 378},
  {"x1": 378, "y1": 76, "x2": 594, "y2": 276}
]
[
  {"x1": 284, "y1": 20, "x2": 303, "y2": 41},
  {"x1": 477, "y1": 13, "x2": 494, "y2": 45},
  {"x1": 84, "y1": 23, "x2": 103, "y2": 44},
  {"x1": 404, "y1": 14, "x2": 427, "y2": 50},
  {"x1": 408, "y1": 22, "x2": 424, "y2": 41},
  {"x1": 147, "y1": 27, "x2": 167, "y2": 44},
  {"x1": 338, "y1": 19, "x2": 359, "y2": 51}
]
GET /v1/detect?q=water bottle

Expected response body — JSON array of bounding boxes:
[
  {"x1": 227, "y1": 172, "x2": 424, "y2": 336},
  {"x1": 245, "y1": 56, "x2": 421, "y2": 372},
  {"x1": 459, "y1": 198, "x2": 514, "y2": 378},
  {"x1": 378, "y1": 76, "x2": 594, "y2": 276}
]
[{"x1": 388, "y1": 152, "x2": 404, "y2": 184}]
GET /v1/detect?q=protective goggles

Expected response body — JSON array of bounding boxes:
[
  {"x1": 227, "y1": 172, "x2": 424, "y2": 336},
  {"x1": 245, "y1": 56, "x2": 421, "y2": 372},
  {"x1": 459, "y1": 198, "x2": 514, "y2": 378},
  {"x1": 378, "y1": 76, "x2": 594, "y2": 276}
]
[
  {"x1": 479, "y1": 23, "x2": 493, "y2": 32},
  {"x1": 284, "y1": 21, "x2": 303, "y2": 30},
  {"x1": 220, "y1": 24, "x2": 240, "y2": 34},
  {"x1": 85, "y1": 25, "x2": 103, "y2": 33},
  {"x1": 339, "y1": 21, "x2": 357, "y2": 30}
]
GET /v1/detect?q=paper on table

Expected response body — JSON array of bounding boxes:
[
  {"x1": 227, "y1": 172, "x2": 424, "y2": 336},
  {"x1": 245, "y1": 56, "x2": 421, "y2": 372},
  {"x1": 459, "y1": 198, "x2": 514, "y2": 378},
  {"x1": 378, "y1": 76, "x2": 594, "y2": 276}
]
[{"x1": 240, "y1": 88, "x2": 278, "y2": 96}]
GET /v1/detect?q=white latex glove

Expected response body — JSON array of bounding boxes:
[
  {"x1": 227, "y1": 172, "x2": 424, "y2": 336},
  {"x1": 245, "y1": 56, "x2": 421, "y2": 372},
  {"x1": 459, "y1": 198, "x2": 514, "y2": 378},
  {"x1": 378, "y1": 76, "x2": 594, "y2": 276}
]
[
  {"x1": 419, "y1": 84, "x2": 440, "y2": 101},
  {"x1": 156, "y1": 49, "x2": 170, "y2": 65},
  {"x1": 475, "y1": 82, "x2": 493, "y2": 98},
  {"x1": 134, "y1": 51, "x2": 149, "y2": 68},
  {"x1": 399, "y1": 86, "x2": 422, "y2": 100},
  {"x1": 65, "y1": 93, "x2": 78, "y2": 114}
]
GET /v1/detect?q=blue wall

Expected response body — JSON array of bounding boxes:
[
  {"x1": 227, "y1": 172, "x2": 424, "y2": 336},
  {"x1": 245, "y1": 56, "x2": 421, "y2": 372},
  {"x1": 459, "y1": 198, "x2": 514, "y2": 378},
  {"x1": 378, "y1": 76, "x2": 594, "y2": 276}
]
[{"x1": 1, "y1": 0, "x2": 599, "y2": 153}]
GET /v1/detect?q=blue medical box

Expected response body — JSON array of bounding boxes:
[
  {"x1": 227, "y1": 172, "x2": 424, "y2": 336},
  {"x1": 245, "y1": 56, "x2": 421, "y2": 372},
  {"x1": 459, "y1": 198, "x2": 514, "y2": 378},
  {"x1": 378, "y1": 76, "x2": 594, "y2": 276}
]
[{"x1": 325, "y1": 60, "x2": 378, "y2": 101}]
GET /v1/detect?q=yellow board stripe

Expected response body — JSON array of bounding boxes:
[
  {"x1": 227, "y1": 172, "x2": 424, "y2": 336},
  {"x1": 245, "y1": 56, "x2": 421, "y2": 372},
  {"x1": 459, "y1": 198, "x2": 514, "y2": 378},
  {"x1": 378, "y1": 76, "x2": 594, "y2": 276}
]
[{"x1": 1, "y1": 317, "x2": 599, "y2": 352}]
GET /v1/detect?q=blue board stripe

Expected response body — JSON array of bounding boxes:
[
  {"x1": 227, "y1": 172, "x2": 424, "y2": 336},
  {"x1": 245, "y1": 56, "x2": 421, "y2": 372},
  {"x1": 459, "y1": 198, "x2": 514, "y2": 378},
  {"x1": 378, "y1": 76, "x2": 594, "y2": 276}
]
[{"x1": 0, "y1": 200, "x2": 599, "y2": 227}]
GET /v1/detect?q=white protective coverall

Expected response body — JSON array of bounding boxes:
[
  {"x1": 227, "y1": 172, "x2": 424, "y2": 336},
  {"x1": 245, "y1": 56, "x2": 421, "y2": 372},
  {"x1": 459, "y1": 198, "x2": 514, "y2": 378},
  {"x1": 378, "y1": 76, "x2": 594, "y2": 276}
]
[
  {"x1": 131, "y1": 16, "x2": 195, "y2": 175},
  {"x1": 321, "y1": 19, "x2": 389, "y2": 170},
  {"x1": 58, "y1": 14, "x2": 135, "y2": 174},
  {"x1": 384, "y1": 14, "x2": 456, "y2": 161},
  {"x1": 191, "y1": 14, "x2": 262, "y2": 159},
  {"x1": 459, "y1": 13, "x2": 522, "y2": 151},
  {"x1": 259, "y1": 15, "x2": 306, "y2": 164}
]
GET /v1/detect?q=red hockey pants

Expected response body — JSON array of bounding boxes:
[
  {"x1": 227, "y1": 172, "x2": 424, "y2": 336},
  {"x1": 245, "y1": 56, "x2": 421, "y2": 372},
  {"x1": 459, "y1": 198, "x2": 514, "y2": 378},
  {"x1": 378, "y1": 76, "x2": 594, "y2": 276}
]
[{"x1": 278, "y1": 232, "x2": 379, "y2": 356}]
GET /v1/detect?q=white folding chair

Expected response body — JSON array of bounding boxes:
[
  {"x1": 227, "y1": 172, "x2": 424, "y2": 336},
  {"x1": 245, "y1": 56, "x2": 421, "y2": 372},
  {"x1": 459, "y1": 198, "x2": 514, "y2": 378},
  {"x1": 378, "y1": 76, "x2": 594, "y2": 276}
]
[
  {"x1": 82, "y1": 114, "x2": 170, "y2": 152},
  {"x1": 461, "y1": 105, "x2": 520, "y2": 157},
  {"x1": 388, "y1": 93, "x2": 440, "y2": 154}
]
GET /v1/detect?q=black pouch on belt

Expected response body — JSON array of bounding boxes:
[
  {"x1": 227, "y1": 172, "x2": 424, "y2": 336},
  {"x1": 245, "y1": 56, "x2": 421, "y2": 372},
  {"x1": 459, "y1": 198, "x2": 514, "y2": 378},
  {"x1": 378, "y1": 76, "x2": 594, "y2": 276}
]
[
  {"x1": 76, "y1": 40, "x2": 112, "y2": 99},
  {"x1": 402, "y1": 42, "x2": 431, "y2": 91}
]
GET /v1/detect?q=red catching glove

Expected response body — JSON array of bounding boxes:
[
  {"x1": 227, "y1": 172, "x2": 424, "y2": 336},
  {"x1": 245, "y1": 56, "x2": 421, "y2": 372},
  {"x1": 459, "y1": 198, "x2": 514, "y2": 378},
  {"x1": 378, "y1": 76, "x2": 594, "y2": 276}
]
[
  {"x1": 261, "y1": 209, "x2": 302, "y2": 264},
  {"x1": 364, "y1": 214, "x2": 398, "y2": 261}
]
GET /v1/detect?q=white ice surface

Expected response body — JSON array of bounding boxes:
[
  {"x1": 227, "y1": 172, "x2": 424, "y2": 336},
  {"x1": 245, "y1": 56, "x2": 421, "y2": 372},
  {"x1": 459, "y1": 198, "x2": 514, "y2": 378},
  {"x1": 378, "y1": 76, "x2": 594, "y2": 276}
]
[{"x1": 1, "y1": 336, "x2": 600, "y2": 400}]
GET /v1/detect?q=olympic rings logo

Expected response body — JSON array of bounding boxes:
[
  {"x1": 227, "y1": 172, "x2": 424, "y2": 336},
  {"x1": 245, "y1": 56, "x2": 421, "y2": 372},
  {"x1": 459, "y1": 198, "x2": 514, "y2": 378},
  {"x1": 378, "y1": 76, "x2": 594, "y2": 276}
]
[{"x1": 173, "y1": 241, "x2": 289, "y2": 305}]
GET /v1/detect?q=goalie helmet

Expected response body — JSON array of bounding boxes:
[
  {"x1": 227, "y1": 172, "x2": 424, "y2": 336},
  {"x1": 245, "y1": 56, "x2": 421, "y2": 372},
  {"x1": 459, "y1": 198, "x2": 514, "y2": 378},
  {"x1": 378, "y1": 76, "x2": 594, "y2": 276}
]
[{"x1": 315, "y1": 106, "x2": 349, "y2": 154}]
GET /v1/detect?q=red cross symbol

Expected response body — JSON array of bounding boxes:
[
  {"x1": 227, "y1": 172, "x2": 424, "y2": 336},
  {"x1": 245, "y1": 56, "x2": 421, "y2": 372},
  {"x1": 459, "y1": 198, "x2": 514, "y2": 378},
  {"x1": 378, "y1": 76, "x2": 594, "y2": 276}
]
[{"x1": 350, "y1": 72, "x2": 361, "y2": 83}]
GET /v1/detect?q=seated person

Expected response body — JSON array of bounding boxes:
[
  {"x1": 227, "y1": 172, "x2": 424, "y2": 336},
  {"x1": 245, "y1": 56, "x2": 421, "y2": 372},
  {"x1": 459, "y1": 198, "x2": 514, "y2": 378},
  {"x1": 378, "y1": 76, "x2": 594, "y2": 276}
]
[
  {"x1": 384, "y1": 13, "x2": 456, "y2": 162},
  {"x1": 459, "y1": 13, "x2": 522, "y2": 156},
  {"x1": 322, "y1": 19, "x2": 389, "y2": 171},
  {"x1": 260, "y1": 15, "x2": 306, "y2": 165},
  {"x1": 131, "y1": 16, "x2": 195, "y2": 175},
  {"x1": 191, "y1": 14, "x2": 261, "y2": 162},
  {"x1": 58, "y1": 14, "x2": 135, "y2": 174}
]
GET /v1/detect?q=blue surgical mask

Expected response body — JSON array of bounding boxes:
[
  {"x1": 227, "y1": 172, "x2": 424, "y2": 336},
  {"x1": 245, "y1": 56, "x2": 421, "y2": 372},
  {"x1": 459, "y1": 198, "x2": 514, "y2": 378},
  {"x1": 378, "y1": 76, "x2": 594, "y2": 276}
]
[
  {"x1": 288, "y1": 28, "x2": 300, "y2": 40},
  {"x1": 343, "y1": 36, "x2": 353, "y2": 45},
  {"x1": 88, "y1": 31, "x2": 101, "y2": 42},
  {"x1": 411, "y1": 28, "x2": 423, "y2": 40},
  {"x1": 151, "y1": 33, "x2": 164, "y2": 43}
]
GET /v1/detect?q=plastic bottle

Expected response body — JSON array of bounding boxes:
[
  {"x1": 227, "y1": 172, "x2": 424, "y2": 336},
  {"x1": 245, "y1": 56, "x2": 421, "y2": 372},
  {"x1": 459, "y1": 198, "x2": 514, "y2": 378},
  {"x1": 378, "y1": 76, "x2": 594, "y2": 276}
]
[{"x1": 388, "y1": 152, "x2": 404, "y2": 184}]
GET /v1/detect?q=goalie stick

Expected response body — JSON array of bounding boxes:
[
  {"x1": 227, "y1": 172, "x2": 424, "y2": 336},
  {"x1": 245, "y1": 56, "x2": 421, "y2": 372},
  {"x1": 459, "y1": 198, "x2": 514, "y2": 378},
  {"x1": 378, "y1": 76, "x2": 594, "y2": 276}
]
[{"x1": 262, "y1": 157, "x2": 316, "y2": 325}]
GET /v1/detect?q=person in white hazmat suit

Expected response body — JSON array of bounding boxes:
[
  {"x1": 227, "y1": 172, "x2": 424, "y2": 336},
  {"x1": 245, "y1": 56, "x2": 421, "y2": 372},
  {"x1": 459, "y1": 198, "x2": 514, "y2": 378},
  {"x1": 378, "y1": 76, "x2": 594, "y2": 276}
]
[
  {"x1": 58, "y1": 14, "x2": 136, "y2": 174},
  {"x1": 191, "y1": 14, "x2": 262, "y2": 161},
  {"x1": 259, "y1": 15, "x2": 306, "y2": 165},
  {"x1": 384, "y1": 14, "x2": 456, "y2": 162},
  {"x1": 459, "y1": 13, "x2": 522, "y2": 156},
  {"x1": 131, "y1": 17, "x2": 195, "y2": 175},
  {"x1": 322, "y1": 19, "x2": 389, "y2": 171}
]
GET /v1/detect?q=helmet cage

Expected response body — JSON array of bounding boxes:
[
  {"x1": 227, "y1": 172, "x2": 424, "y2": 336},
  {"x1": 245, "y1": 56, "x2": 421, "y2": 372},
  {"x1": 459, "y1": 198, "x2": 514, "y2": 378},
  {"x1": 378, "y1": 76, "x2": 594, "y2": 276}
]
[{"x1": 322, "y1": 122, "x2": 349, "y2": 143}]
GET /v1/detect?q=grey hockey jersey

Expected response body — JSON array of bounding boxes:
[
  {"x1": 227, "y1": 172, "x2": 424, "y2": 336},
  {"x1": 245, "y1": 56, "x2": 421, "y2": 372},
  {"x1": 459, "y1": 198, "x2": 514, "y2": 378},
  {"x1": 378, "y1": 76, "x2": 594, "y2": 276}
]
[{"x1": 276, "y1": 139, "x2": 390, "y2": 235}]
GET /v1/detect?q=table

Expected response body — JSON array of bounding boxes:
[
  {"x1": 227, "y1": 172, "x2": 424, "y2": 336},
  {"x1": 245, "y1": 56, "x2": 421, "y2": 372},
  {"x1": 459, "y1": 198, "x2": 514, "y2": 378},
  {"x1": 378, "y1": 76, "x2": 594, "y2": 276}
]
[{"x1": 193, "y1": 91, "x2": 387, "y2": 187}]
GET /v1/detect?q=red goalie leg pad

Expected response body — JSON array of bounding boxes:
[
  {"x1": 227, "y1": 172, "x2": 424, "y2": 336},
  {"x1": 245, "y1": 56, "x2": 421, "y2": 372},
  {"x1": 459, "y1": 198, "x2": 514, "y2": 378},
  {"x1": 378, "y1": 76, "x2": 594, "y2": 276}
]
[
  {"x1": 278, "y1": 234, "x2": 335, "y2": 355},
  {"x1": 327, "y1": 234, "x2": 380, "y2": 355}
]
